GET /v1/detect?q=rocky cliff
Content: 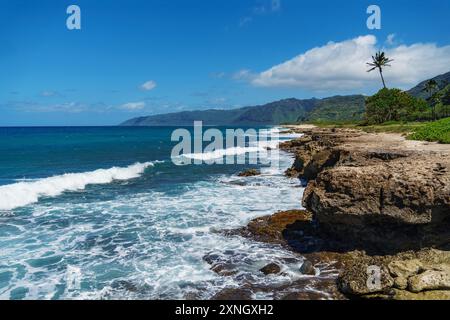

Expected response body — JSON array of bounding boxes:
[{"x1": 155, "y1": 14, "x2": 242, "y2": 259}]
[
  {"x1": 281, "y1": 127, "x2": 450, "y2": 254},
  {"x1": 275, "y1": 126, "x2": 450, "y2": 299}
]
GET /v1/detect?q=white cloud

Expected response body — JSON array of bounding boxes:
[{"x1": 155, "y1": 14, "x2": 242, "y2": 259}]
[
  {"x1": 240, "y1": 0, "x2": 281, "y2": 27},
  {"x1": 139, "y1": 80, "x2": 157, "y2": 91},
  {"x1": 250, "y1": 35, "x2": 450, "y2": 91},
  {"x1": 232, "y1": 69, "x2": 252, "y2": 81},
  {"x1": 386, "y1": 33, "x2": 396, "y2": 46},
  {"x1": 120, "y1": 101, "x2": 146, "y2": 110}
]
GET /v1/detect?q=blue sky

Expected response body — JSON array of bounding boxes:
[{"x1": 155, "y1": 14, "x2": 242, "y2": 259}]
[{"x1": 1, "y1": 0, "x2": 450, "y2": 126}]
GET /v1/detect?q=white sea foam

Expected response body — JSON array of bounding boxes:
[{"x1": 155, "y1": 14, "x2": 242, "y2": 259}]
[
  {"x1": 181, "y1": 146, "x2": 262, "y2": 161},
  {"x1": 181, "y1": 142, "x2": 282, "y2": 161},
  {"x1": 179, "y1": 127, "x2": 300, "y2": 162},
  {"x1": 0, "y1": 128, "x2": 329, "y2": 300},
  {"x1": 0, "y1": 161, "x2": 161, "y2": 211}
]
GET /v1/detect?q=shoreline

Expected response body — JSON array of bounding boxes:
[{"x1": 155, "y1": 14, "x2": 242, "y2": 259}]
[{"x1": 225, "y1": 126, "x2": 450, "y2": 300}]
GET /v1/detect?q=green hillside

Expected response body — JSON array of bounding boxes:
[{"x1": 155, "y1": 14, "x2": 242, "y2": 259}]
[
  {"x1": 407, "y1": 71, "x2": 450, "y2": 99},
  {"x1": 120, "y1": 95, "x2": 365, "y2": 126},
  {"x1": 305, "y1": 95, "x2": 365, "y2": 122}
]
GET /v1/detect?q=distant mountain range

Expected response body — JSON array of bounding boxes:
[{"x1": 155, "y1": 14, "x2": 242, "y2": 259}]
[
  {"x1": 407, "y1": 71, "x2": 450, "y2": 99},
  {"x1": 121, "y1": 72, "x2": 450, "y2": 126}
]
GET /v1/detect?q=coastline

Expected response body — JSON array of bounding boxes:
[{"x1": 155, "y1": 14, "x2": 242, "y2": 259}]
[
  {"x1": 223, "y1": 125, "x2": 450, "y2": 300},
  {"x1": 1, "y1": 126, "x2": 448, "y2": 299}
]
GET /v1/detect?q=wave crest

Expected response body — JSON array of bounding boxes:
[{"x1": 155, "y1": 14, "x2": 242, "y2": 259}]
[{"x1": 0, "y1": 161, "x2": 161, "y2": 211}]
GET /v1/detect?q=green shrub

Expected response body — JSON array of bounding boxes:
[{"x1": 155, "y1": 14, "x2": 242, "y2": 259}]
[
  {"x1": 365, "y1": 88, "x2": 428, "y2": 124},
  {"x1": 435, "y1": 103, "x2": 450, "y2": 119},
  {"x1": 408, "y1": 117, "x2": 450, "y2": 144}
]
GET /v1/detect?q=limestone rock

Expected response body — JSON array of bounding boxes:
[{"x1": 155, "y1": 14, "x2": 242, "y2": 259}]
[
  {"x1": 338, "y1": 263, "x2": 394, "y2": 295},
  {"x1": 408, "y1": 269, "x2": 450, "y2": 293},
  {"x1": 336, "y1": 248, "x2": 450, "y2": 299},
  {"x1": 392, "y1": 289, "x2": 450, "y2": 300},
  {"x1": 302, "y1": 150, "x2": 450, "y2": 253},
  {"x1": 388, "y1": 259, "x2": 423, "y2": 278},
  {"x1": 393, "y1": 277, "x2": 408, "y2": 290},
  {"x1": 238, "y1": 210, "x2": 313, "y2": 246}
]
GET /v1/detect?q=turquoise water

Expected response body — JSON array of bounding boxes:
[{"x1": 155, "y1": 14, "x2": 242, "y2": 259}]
[{"x1": 0, "y1": 126, "x2": 317, "y2": 299}]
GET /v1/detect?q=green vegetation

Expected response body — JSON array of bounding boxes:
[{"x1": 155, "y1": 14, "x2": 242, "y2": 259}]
[
  {"x1": 361, "y1": 67, "x2": 449, "y2": 138},
  {"x1": 312, "y1": 120, "x2": 427, "y2": 133},
  {"x1": 407, "y1": 71, "x2": 450, "y2": 99},
  {"x1": 365, "y1": 88, "x2": 428, "y2": 124},
  {"x1": 408, "y1": 117, "x2": 450, "y2": 144},
  {"x1": 313, "y1": 118, "x2": 450, "y2": 144},
  {"x1": 432, "y1": 84, "x2": 450, "y2": 119},
  {"x1": 303, "y1": 95, "x2": 365, "y2": 122},
  {"x1": 361, "y1": 121, "x2": 427, "y2": 134}
]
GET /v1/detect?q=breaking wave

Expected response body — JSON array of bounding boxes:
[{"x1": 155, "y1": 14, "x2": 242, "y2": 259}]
[{"x1": 0, "y1": 161, "x2": 162, "y2": 211}]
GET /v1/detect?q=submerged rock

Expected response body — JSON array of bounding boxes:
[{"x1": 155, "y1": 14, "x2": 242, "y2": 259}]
[
  {"x1": 260, "y1": 263, "x2": 281, "y2": 275},
  {"x1": 203, "y1": 252, "x2": 239, "y2": 277},
  {"x1": 238, "y1": 169, "x2": 261, "y2": 177},
  {"x1": 299, "y1": 260, "x2": 316, "y2": 275}
]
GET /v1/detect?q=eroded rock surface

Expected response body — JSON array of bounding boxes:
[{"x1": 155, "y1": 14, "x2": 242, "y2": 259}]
[
  {"x1": 281, "y1": 127, "x2": 450, "y2": 254},
  {"x1": 337, "y1": 248, "x2": 450, "y2": 299}
]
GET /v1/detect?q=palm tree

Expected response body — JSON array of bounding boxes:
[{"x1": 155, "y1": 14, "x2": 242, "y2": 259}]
[
  {"x1": 367, "y1": 51, "x2": 393, "y2": 89},
  {"x1": 423, "y1": 79, "x2": 439, "y2": 120},
  {"x1": 423, "y1": 79, "x2": 438, "y2": 98}
]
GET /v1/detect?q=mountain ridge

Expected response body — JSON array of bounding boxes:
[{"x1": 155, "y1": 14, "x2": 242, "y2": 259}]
[
  {"x1": 120, "y1": 95, "x2": 365, "y2": 126},
  {"x1": 407, "y1": 71, "x2": 450, "y2": 99},
  {"x1": 121, "y1": 72, "x2": 450, "y2": 126}
]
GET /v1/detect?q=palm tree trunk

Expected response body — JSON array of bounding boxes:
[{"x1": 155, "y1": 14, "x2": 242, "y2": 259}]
[
  {"x1": 379, "y1": 68, "x2": 386, "y2": 89},
  {"x1": 428, "y1": 90, "x2": 436, "y2": 121}
]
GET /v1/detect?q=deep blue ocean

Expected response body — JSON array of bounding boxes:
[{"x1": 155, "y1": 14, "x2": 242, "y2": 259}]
[{"x1": 0, "y1": 126, "x2": 328, "y2": 299}]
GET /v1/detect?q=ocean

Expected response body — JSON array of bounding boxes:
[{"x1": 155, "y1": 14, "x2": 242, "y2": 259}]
[{"x1": 0, "y1": 126, "x2": 333, "y2": 299}]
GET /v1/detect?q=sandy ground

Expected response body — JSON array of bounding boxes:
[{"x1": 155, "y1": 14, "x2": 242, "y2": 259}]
[
  {"x1": 282, "y1": 124, "x2": 318, "y2": 130},
  {"x1": 282, "y1": 124, "x2": 450, "y2": 155},
  {"x1": 343, "y1": 132, "x2": 450, "y2": 155}
]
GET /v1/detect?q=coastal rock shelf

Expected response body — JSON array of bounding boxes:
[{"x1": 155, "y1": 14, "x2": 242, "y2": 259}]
[
  {"x1": 281, "y1": 127, "x2": 450, "y2": 254},
  {"x1": 239, "y1": 126, "x2": 450, "y2": 300}
]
